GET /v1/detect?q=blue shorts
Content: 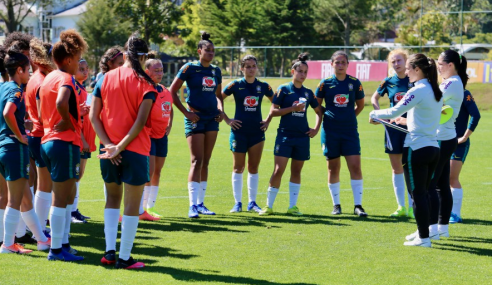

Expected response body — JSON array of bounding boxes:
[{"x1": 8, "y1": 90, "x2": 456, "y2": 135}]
[
  {"x1": 321, "y1": 128, "x2": 361, "y2": 159},
  {"x1": 184, "y1": 112, "x2": 219, "y2": 137},
  {"x1": 41, "y1": 140, "x2": 80, "y2": 182},
  {"x1": 274, "y1": 135, "x2": 310, "y2": 161},
  {"x1": 80, "y1": 151, "x2": 92, "y2": 159},
  {"x1": 100, "y1": 145, "x2": 149, "y2": 186},
  {"x1": 383, "y1": 124, "x2": 407, "y2": 154},
  {"x1": 230, "y1": 131, "x2": 265, "y2": 153},
  {"x1": 451, "y1": 139, "x2": 470, "y2": 164},
  {"x1": 27, "y1": 136, "x2": 47, "y2": 168},
  {"x1": 150, "y1": 135, "x2": 168, "y2": 158},
  {"x1": 0, "y1": 143, "x2": 30, "y2": 181}
]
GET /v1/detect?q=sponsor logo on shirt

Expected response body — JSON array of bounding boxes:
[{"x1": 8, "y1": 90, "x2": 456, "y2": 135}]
[
  {"x1": 161, "y1": 101, "x2": 172, "y2": 117},
  {"x1": 402, "y1": 94, "x2": 415, "y2": 106},
  {"x1": 394, "y1": 92, "x2": 406, "y2": 103},
  {"x1": 442, "y1": 81, "x2": 452, "y2": 90},
  {"x1": 244, "y1": 96, "x2": 259, "y2": 111},
  {"x1": 202, "y1": 77, "x2": 216, "y2": 91},
  {"x1": 333, "y1": 94, "x2": 349, "y2": 107},
  {"x1": 291, "y1": 100, "x2": 305, "y2": 117}
]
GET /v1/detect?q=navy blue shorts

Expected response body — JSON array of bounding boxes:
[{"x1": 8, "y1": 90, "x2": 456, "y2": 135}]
[
  {"x1": 383, "y1": 124, "x2": 407, "y2": 154},
  {"x1": 150, "y1": 135, "x2": 168, "y2": 158},
  {"x1": 27, "y1": 136, "x2": 47, "y2": 168},
  {"x1": 0, "y1": 143, "x2": 30, "y2": 181},
  {"x1": 451, "y1": 139, "x2": 470, "y2": 164},
  {"x1": 274, "y1": 135, "x2": 310, "y2": 161},
  {"x1": 80, "y1": 151, "x2": 92, "y2": 159},
  {"x1": 41, "y1": 140, "x2": 80, "y2": 182},
  {"x1": 321, "y1": 128, "x2": 361, "y2": 159},
  {"x1": 100, "y1": 145, "x2": 149, "y2": 186},
  {"x1": 230, "y1": 131, "x2": 265, "y2": 153},
  {"x1": 184, "y1": 112, "x2": 219, "y2": 137}
]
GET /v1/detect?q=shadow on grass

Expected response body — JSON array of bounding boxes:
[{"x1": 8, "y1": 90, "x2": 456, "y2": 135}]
[
  {"x1": 460, "y1": 218, "x2": 492, "y2": 226},
  {"x1": 433, "y1": 242, "x2": 492, "y2": 256}
]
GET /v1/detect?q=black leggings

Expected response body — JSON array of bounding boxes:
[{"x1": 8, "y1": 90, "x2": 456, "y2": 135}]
[
  {"x1": 428, "y1": 138, "x2": 458, "y2": 225},
  {"x1": 403, "y1": 146, "x2": 440, "y2": 239}
]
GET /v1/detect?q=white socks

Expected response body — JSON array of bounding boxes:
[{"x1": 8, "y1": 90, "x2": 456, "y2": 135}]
[
  {"x1": 392, "y1": 173, "x2": 406, "y2": 207},
  {"x1": 0, "y1": 209, "x2": 4, "y2": 243},
  {"x1": 73, "y1": 182, "x2": 80, "y2": 211},
  {"x1": 248, "y1": 173, "x2": 259, "y2": 203},
  {"x1": 198, "y1": 181, "x2": 207, "y2": 204},
  {"x1": 34, "y1": 191, "x2": 52, "y2": 231},
  {"x1": 266, "y1": 187, "x2": 279, "y2": 209},
  {"x1": 50, "y1": 206, "x2": 66, "y2": 249},
  {"x1": 188, "y1": 182, "x2": 199, "y2": 206},
  {"x1": 15, "y1": 213, "x2": 27, "y2": 238},
  {"x1": 351, "y1": 179, "x2": 363, "y2": 206},
  {"x1": 289, "y1": 182, "x2": 300, "y2": 208},
  {"x1": 119, "y1": 215, "x2": 139, "y2": 261},
  {"x1": 104, "y1": 208, "x2": 120, "y2": 252},
  {"x1": 142, "y1": 186, "x2": 151, "y2": 210},
  {"x1": 21, "y1": 209, "x2": 47, "y2": 242},
  {"x1": 232, "y1": 173, "x2": 243, "y2": 203},
  {"x1": 63, "y1": 204, "x2": 73, "y2": 244},
  {"x1": 139, "y1": 192, "x2": 145, "y2": 215},
  {"x1": 147, "y1": 186, "x2": 159, "y2": 208},
  {"x1": 451, "y1": 187, "x2": 463, "y2": 216},
  {"x1": 3, "y1": 207, "x2": 20, "y2": 247},
  {"x1": 328, "y1": 182, "x2": 340, "y2": 205}
]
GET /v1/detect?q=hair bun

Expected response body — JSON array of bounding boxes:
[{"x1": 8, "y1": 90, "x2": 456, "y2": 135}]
[
  {"x1": 147, "y1": 50, "x2": 158, "y2": 59},
  {"x1": 298, "y1": 52, "x2": 309, "y2": 62},
  {"x1": 201, "y1": 32, "x2": 211, "y2": 41}
]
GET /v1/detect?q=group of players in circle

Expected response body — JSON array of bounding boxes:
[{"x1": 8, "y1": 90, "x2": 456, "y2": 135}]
[{"x1": 0, "y1": 28, "x2": 480, "y2": 268}]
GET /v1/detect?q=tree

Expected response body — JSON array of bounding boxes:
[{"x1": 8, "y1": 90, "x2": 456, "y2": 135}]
[{"x1": 0, "y1": 0, "x2": 52, "y2": 33}]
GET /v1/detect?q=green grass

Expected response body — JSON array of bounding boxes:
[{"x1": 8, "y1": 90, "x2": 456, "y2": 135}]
[{"x1": 1, "y1": 100, "x2": 492, "y2": 284}]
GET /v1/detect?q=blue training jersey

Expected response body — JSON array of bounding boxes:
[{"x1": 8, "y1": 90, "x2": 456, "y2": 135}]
[
  {"x1": 223, "y1": 78, "x2": 273, "y2": 134},
  {"x1": 315, "y1": 74, "x2": 365, "y2": 130},
  {"x1": 377, "y1": 75, "x2": 413, "y2": 107},
  {"x1": 177, "y1": 61, "x2": 222, "y2": 114},
  {"x1": 92, "y1": 73, "x2": 105, "y2": 98},
  {"x1": 273, "y1": 82, "x2": 319, "y2": 138},
  {"x1": 0, "y1": 81, "x2": 26, "y2": 147},
  {"x1": 455, "y1": 90, "x2": 481, "y2": 138}
]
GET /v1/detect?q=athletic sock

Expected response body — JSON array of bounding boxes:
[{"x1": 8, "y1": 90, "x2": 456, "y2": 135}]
[
  {"x1": 289, "y1": 182, "x2": 300, "y2": 208},
  {"x1": 3, "y1": 207, "x2": 20, "y2": 247},
  {"x1": 142, "y1": 186, "x2": 151, "y2": 210},
  {"x1": 147, "y1": 186, "x2": 159, "y2": 208},
  {"x1": 50, "y1": 206, "x2": 66, "y2": 249},
  {"x1": 392, "y1": 173, "x2": 405, "y2": 207},
  {"x1": 0, "y1": 209, "x2": 4, "y2": 243},
  {"x1": 73, "y1": 182, "x2": 80, "y2": 211},
  {"x1": 266, "y1": 187, "x2": 279, "y2": 209},
  {"x1": 21, "y1": 209, "x2": 47, "y2": 242},
  {"x1": 15, "y1": 214, "x2": 26, "y2": 238},
  {"x1": 188, "y1": 182, "x2": 199, "y2": 206},
  {"x1": 139, "y1": 192, "x2": 145, "y2": 215},
  {"x1": 351, "y1": 179, "x2": 363, "y2": 206},
  {"x1": 198, "y1": 181, "x2": 207, "y2": 204},
  {"x1": 119, "y1": 215, "x2": 139, "y2": 261},
  {"x1": 328, "y1": 182, "x2": 341, "y2": 205},
  {"x1": 451, "y1": 187, "x2": 463, "y2": 216},
  {"x1": 34, "y1": 191, "x2": 52, "y2": 231},
  {"x1": 408, "y1": 193, "x2": 414, "y2": 209},
  {"x1": 104, "y1": 208, "x2": 120, "y2": 252},
  {"x1": 248, "y1": 173, "x2": 259, "y2": 203},
  {"x1": 232, "y1": 172, "x2": 243, "y2": 203},
  {"x1": 62, "y1": 204, "x2": 73, "y2": 244}
]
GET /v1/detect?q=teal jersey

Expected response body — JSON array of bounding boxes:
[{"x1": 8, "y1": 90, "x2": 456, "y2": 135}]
[
  {"x1": 223, "y1": 78, "x2": 273, "y2": 134},
  {"x1": 272, "y1": 82, "x2": 318, "y2": 138},
  {"x1": 177, "y1": 61, "x2": 222, "y2": 114},
  {"x1": 315, "y1": 74, "x2": 365, "y2": 130},
  {"x1": 377, "y1": 75, "x2": 413, "y2": 107},
  {"x1": 0, "y1": 81, "x2": 26, "y2": 147}
]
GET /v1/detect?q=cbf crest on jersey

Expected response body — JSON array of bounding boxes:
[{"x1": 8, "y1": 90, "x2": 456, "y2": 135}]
[
  {"x1": 256, "y1": 85, "x2": 261, "y2": 93},
  {"x1": 408, "y1": 82, "x2": 413, "y2": 89},
  {"x1": 211, "y1": 69, "x2": 216, "y2": 76},
  {"x1": 348, "y1": 83, "x2": 353, "y2": 91},
  {"x1": 161, "y1": 102, "x2": 172, "y2": 117}
]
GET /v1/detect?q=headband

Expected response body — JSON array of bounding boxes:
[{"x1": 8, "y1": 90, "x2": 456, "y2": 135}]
[{"x1": 110, "y1": 51, "x2": 122, "y2": 60}]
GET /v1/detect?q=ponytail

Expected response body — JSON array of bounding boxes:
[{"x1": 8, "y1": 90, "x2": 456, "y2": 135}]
[
  {"x1": 408, "y1": 53, "x2": 442, "y2": 102},
  {"x1": 291, "y1": 52, "x2": 309, "y2": 70},
  {"x1": 4, "y1": 48, "x2": 30, "y2": 77},
  {"x1": 124, "y1": 34, "x2": 155, "y2": 86},
  {"x1": 440, "y1": 49, "x2": 468, "y2": 88}
]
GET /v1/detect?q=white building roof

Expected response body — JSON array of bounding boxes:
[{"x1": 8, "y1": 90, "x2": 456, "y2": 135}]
[{"x1": 51, "y1": 2, "x2": 86, "y2": 17}]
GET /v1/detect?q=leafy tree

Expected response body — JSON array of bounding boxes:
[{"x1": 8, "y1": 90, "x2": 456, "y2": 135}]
[{"x1": 0, "y1": 0, "x2": 52, "y2": 33}]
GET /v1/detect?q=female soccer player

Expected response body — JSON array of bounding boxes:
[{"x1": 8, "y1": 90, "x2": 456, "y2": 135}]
[
  {"x1": 90, "y1": 35, "x2": 156, "y2": 269},
  {"x1": 140, "y1": 53, "x2": 173, "y2": 219},
  {"x1": 426, "y1": 50, "x2": 467, "y2": 238},
  {"x1": 39, "y1": 29, "x2": 88, "y2": 261},
  {"x1": 0, "y1": 49, "x2": 50, "y2": 254},
  {"x1": 370, "y1": 54, "x2": 443, "y2": 247},
  {"x1": 221, "y1": 55, "x2": 273, "y2": 213},
  {"x1": 169, "y1": 32, "x2": 224, "y2": 218},
  {"x1": 315, "y1": 51, "x2": 367, "y2": 217},
  {"x1": 371, "y1": 49, "x2": 414, "y2": 218},
  {"x1": 449, "y1": 89, "x2": 480, "y2": 223},
  {"x1": 0, "y1": 45, "x2": 7, "y2": 82},
  {"x1": 259, "y1": 53, "x2": 323, "y2": 216}
]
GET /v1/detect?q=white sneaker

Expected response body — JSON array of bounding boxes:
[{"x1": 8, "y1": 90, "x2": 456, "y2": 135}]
[
  {"x1": 429, "y1": 231, "x2": 440, "y2": 240},
  {"x1": 439, "y1": 231, "x2": 450, "y2": 238},
  {"x1": 406, "y1": 230, "x2": 439, "y2": 241},
  {"x1": 404, "y1": 237, "x2": 431, "y2": 247}
]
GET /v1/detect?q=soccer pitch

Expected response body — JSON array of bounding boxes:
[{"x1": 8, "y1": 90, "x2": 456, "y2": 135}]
[{"x1": 1, "y1": 82, "x2": 491, "y2": 284}]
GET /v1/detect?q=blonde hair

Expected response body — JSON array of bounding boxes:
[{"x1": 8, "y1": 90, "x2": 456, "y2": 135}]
[
  {"x1": 387, "y1": 49, "x2": 410, "y2": 74},
  {"x1": 29, "y1": 38, "x2": 55, "y2": 70}
]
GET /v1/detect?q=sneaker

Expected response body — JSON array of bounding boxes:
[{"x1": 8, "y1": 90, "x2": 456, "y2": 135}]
[
  {"x1": 48, "y1": 249, "x2": 84, "y2": 261},
  {"x1": 15, "y1": 234, "x2": 36, "y2": 244},
  {"x1": 403, "y1": 237, "x2": 431, "y2": 247},
  {"x1": 258, "y1": 206, "x2": 273, "y2": 216},
  {"x1": 286, "y1": 205, "x2": 303, "y2": 216},
  {"x1": 247, "y1": 201, "x2": 262, "y2": 213},
  {"x1": 188, "y1": 205, "x2": 199, "y2": 218},
  {"x1": 78, "y1": 209, "x2": 91, "y2": 220},
  {"x1": 115, "y1": 256, "x2": 145, "y2": 269},
  {"x1": 146, "y1": 207, "x2": 163, "y2": 218},
  {"x1": 406, "y1": 230, "x2": 440, "y2": 241},
  {"x1": 449, "y1": 212, "x2": 462, "y2": 224},
  {"x1": 354, "y1": 205, "x2": 368, "y2": 217},
  {"x1": 230, "y1": 202, "x2": 242, "y2": 213},
  {"x1": 37, "y1": 238, "x2": 51, "y2": 251},
  {"x1": 101, "y1": 250, "x2": 116, "y2": 265},
  {"x1": 332, "y1": 204, "x2": 342, "y2": 215},
  {"x1": 390, "y1": 206, "x2": 407, "y2": 217},
  {"x1": 71, "y1": 210, "x2": 87, "y2": 224},
  {"x1": 439, "y1": 230, "x2": 450, "y2": 238},
  {"x1": 0, "y1": 243, "x2": 33, "y2": 254},
  {"x1": 139, "y1": 211, "x2": 160, "y2": 221},
  {"x1": 407, "y1": 207, "x2": 415, "y2": 219},
  {"x1": 62, "y1": 245, "x2": 78, "y2": 255},
  {"x1": 197, "y1": 203, "x2": 215, "y2": 215}
]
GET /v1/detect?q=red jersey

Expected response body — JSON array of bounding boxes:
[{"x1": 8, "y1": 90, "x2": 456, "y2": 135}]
[
  {"x1": 25, "y1": 70, "x2": 46, "y2": 137},
  {"x1": 149, "y1": 84, "x2": 173, "y2": 139},
  {"x1": 76, "y1": 81, "x2": 97, "y2": 152}
]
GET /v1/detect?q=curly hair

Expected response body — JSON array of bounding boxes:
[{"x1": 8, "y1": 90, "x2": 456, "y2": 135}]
[
  {"x1": 29, "y1": 38, "x2": 55, "y2": 70},
  {"x1": 3, "y1": 32, "x2": 33, "y2": 52},
  {"x1": 52, "y1": 29, "x2": 88, "y2": 66},
  {"x1": 0, "y1": 45, "x2": 6, "y2": 76},
  {"x1": 99, "y1": 46, "x2": 123, "y2": 74}
]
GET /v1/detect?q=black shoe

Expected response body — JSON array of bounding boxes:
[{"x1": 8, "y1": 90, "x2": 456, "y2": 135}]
[
  {"x1": 354, "y1": 205, "x2": 368, "y2": 217},
  {"x1": 101, "y1": 250, "x2": 116, "y2": 265},
  {"x1": 15, "y1": 233, "x2": 37, "y2": 244},
  {"x1": 332, "y1": 204, "x2": 342, "y2": 215},
  {"x1": 115, "y1": 256, "x2": 145, "y2": 269},
  {"x1": 79, "y1": 210, "x2": 91, "y2": 220},
  {"x1": 71, "y1": 209, "x2": 87, "y2": 224}
]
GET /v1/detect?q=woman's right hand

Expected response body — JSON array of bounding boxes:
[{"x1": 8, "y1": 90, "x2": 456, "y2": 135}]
[
  {"x1": 54, "y1": 119, "x2": 75, "y2": 132},
  {"x1": 185, "y1": 111, "x2": 200, "y2": 123},
  {"x1": 226, "y1": 118, "x2": 242, "y2": 130},
  {"x1": 292, "y1": 103, "x2": 305, "y2": 112}
]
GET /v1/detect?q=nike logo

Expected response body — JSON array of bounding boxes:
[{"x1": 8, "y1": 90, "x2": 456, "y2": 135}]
[
  {"x1": 239, "y1": 88, "x2": 245, "y2": 90},
  {"x1": 334, "y1": 194, "x2": 339, "y2": 197},
  {"x1": 389, "y1": 85, "x2": 395, "y2": 88},
  {"x1": 288, "y1": 92, "x2": 295, "y2": 94},
  {"x1": 454, "y1": 156, "x2": 461, "y2": 159},
  {"x1": 196, "y1": 70, "x2": 201, "y2": 72},
  {"x1": 402, "y1": 163, "x2": 406, "y2": 167}
]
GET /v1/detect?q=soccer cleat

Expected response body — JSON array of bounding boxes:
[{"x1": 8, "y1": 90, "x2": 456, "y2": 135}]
[
  {"x1": 188, "y1": 205, "x2": 199, "y2": 218},
  {"x1": 354, "y1": 205, "x2": 368, "y2": 217},
  {"x1": 230, "y1": 202, "x2": 242, "y2": 213},
  {"x1": 63, "y1": 245, "x2": 78, "y2": 255},
  {"x1": 101, "y1": 250, "x2": 116, "y2": 265},
  {"x1": 439, "y1": 230, "x2": 450, "y2": 238},
  {"x1": 77, "y1": 209, "x2": 91, "y2": 220},
  {"x1": 0, "y1": 243, "x2": 33, "y2": 254},
  {"x1": 37, "y1": 238, "x2": 51, "y2": 251},
  {"x1": 258, "y1": 206, "x2": 273, "y2": 216},
  {"x1": 115, "y1": 256, "x2": 145, "y2": 269},
  {"x1": 407, "y1": 207, "x2": 415, "y2": 219},
  {"x1": 449, "y1": 212, "x2": 462, "y2": 224},
  {"x1": 247, "y1": 201, "x2": 262, "y2": 213},
  {"x1": 139, "y1": 211, "x2": 160, "y2": 221},
  {"x1": 48, "y1": 249, "x2": 84, "y2": 261},
  {"x1": 390, "y1": 206, "x2": 407, "y2": 217},
  {"x1": 332, "y1": 204, "x2": 342, "y2": 215},
  {"x1": 146, "y1": 207, "x2": 163, "y2": 218},
  {"x1": 15, "y1": 234, "x2": 37, "y2": 244},
  {"x1": 286, "y1": 205, "x2": 303, "y2": 216},
  {"x1": 406, "y1": 230, "x2": 439, "y2": 241},
  {"x1": 403, "y1": 237, "x2": 431, "y2": 247},
  {"x1": 71, "y1": 210, "x2": 87, "y2": 224},
  {"x1": 197, "y1": 203, "x2": 216, "y2": 215}
]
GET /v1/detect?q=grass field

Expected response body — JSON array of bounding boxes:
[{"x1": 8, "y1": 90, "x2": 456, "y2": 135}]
[{"x1": 1, "y1": 88, "x2": 491, "y2": 284}]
